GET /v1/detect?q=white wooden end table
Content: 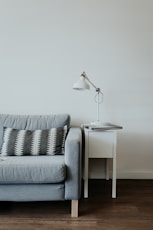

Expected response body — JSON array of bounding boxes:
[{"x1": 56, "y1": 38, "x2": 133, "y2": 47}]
[{"x1": 82, "y1": 123, "x2": 122, "y2": 199}]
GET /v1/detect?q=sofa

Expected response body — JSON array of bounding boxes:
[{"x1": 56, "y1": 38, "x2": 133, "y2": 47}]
[{"x1": 0, "y1": 114, "x2": 82, "y2": 217}]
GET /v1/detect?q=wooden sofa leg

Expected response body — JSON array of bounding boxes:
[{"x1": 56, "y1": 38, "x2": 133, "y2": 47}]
[{"x1": 71, "y1": 200, "x2": 78, "y2": 217}]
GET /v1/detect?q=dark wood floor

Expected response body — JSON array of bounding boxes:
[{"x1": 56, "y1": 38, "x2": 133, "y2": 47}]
[{"x1": 0, "y1": 179, "x2": 153, "y2": 230}]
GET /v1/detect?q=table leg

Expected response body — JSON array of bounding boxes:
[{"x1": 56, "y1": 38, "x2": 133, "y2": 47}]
[
  {"x1": 106, "y1": 158, "x2": 109, "y2": 180},
  {"x1": 84, "y1": 155, "x2": 88, "y2": 198},
  {"x1": 112, "y1": 132, "x2": 117, "y2": 198}
]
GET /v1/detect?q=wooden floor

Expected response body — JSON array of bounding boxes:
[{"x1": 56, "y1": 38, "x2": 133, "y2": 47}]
[{"x1": 0, "y1": 179, "x2": 153, "y2": 230}]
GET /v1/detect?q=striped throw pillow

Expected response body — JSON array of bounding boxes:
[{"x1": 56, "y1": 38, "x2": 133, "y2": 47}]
[{"x1": 0, "y1": 126, "x2": 67, "y2": 156}]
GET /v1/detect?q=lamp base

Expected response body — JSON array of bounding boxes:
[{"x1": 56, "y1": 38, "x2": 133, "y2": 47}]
[{"x1": 90, "y1": 120, "x2": 103, "y2": 127}]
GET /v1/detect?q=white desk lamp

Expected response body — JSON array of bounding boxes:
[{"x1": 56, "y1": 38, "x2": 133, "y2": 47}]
[{"x1": 73, "y1": 72, "x2": 103, "y2": 126}]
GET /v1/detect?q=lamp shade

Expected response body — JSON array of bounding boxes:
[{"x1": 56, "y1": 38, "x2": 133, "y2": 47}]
[{"x1": 72, "y1": 76, "x2": 90, "y2": 90}]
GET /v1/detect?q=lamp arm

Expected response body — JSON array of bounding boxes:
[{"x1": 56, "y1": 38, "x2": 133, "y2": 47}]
[{"x1": 81, "y1": 72, "x2": 103, "y2": 95}]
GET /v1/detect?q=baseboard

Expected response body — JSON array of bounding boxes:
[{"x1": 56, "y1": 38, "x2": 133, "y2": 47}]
[
  {"x1": 116, "y1": 171, "x2": 153, "y2": 179},
  {"x1": 89, "y1": 171, "x2": 153, "y2": 179}
]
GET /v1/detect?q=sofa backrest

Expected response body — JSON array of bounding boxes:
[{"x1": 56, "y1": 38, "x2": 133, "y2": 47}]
[{"x1": 0, "y1": 114, "x2": 70, "y2": 150}]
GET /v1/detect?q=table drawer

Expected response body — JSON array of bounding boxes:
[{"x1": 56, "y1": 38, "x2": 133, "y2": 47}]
[{"x1": 88, "y1": 131, "x2": 114, "y2": 158}]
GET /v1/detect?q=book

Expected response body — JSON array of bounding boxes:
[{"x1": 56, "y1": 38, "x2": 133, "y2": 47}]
[{"x1": 83, "y1": 122, "x2": 123, "y2": 130}]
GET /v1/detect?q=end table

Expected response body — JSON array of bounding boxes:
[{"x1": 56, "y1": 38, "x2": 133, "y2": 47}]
[{"x1": 82, "y1": 123, "x2": 122, "y2": 198}]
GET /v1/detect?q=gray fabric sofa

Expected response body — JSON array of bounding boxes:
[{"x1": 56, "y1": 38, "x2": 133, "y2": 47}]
[{"x1": 0, "y1": 114, "x2": 82, "y2": 217}]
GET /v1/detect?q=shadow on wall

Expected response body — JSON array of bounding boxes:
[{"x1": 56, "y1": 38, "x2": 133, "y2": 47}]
[{"x1": 116, "y1": 132, "x2": 153, "y2": 178}]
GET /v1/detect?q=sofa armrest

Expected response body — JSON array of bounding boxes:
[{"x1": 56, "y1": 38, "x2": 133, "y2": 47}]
[{"x1": 64, "y1": 127, "x2": 82, "y2": 200}]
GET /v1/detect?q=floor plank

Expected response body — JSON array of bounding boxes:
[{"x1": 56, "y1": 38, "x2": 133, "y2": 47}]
[{"x1": 0, "y1": 180, "x2": 153, "y2": 229}]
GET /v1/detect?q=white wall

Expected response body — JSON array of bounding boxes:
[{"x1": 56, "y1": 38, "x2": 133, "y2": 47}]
[{"x1": 0, "y1": 0, "x2": 153, "y2": 179}]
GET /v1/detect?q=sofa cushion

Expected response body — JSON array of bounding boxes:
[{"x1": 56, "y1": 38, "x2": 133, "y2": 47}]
[
  {"x1": 1, "y1": 126, "x2": 67, "y2": 156},
  {"x1": 0, "y1": 156, "x2": 66, "y2": 184},
  {"x1": 0, "y1": 114, "x2": 70, "y2": 150}
]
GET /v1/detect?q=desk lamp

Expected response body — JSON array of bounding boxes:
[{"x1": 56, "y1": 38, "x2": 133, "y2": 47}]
[{"x1": 73, "y1": 72, "x2": 103, "y2": 126}]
